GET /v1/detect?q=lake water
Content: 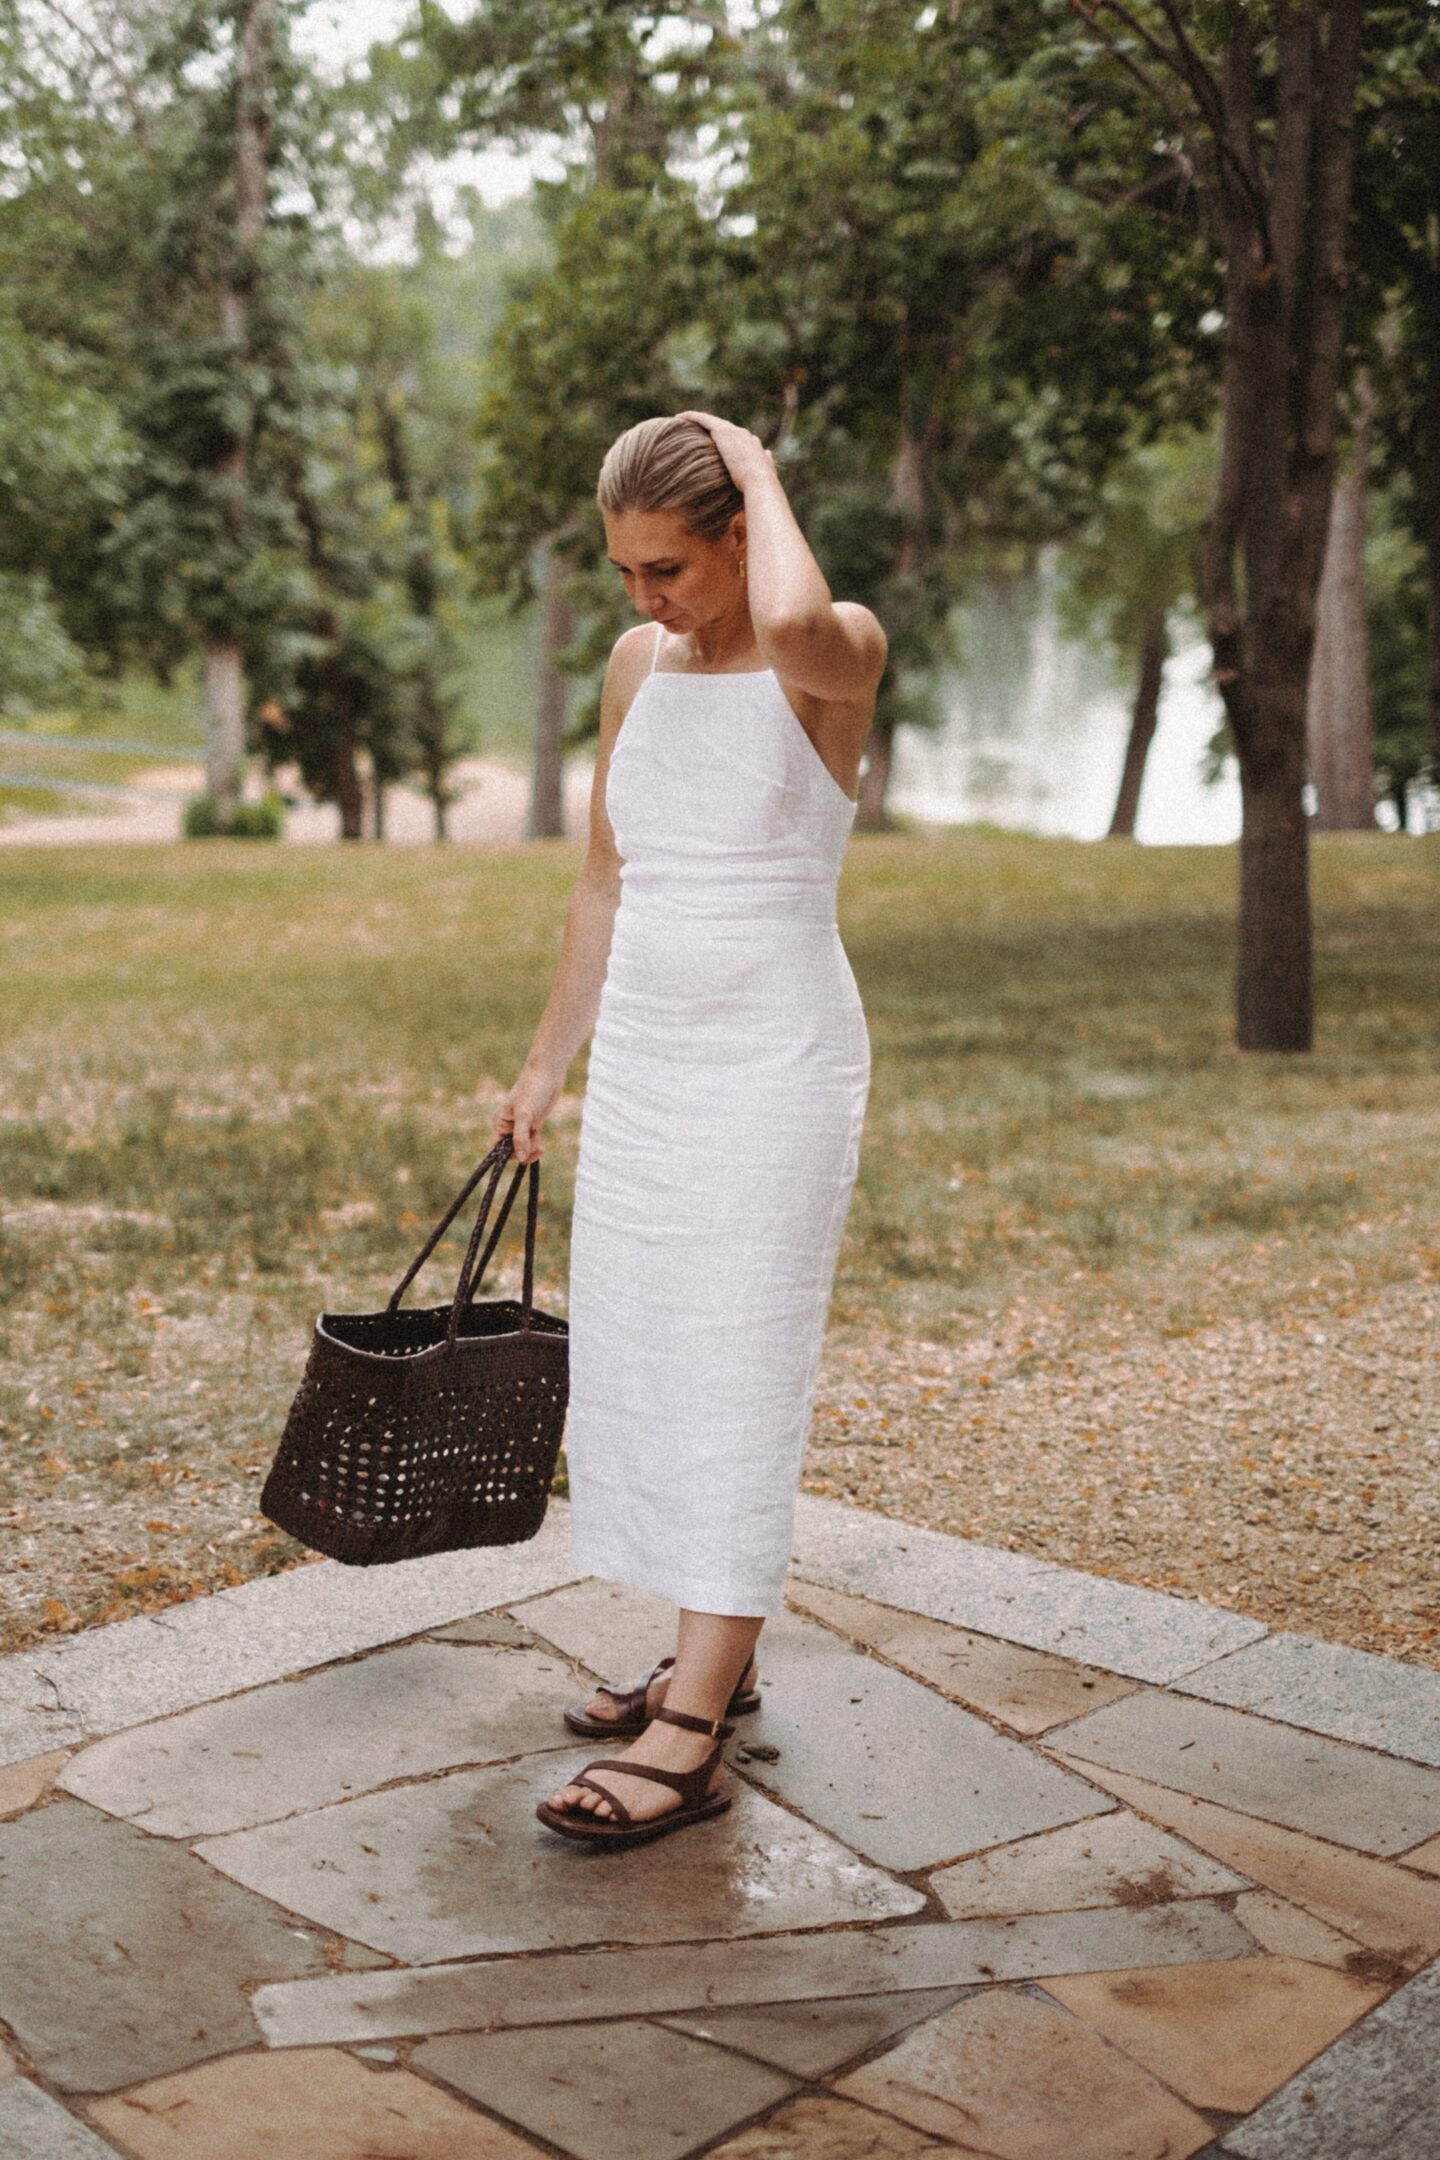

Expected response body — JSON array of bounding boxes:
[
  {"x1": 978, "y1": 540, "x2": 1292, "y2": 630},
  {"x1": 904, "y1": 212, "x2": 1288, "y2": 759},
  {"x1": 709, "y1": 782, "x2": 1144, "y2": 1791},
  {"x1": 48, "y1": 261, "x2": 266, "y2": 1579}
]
[{"x1": 889, "y1": 563, "x2": 1242, "y2": 847}]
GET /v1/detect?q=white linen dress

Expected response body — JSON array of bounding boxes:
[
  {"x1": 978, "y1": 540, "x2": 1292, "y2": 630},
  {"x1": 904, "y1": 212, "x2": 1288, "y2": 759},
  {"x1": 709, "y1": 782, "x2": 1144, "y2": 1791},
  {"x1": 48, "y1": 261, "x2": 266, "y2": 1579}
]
[{"x1": 564, "y1": 620, "x2": 871, "y2": 1615}]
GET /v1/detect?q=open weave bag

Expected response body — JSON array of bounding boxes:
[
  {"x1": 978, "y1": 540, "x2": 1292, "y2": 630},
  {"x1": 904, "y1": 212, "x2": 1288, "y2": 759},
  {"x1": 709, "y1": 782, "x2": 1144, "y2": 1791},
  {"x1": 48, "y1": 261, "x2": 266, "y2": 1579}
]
[{"x1": 260, "y1": 1135, "x2": 568, "y2": 1564}]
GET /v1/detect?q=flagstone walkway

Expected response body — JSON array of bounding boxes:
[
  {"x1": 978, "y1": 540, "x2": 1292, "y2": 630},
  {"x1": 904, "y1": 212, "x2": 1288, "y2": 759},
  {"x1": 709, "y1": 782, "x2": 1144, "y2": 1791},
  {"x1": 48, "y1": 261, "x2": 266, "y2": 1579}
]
[{"x1": 0, "y1": 1494, "x2": 1437, "y2": 2159}]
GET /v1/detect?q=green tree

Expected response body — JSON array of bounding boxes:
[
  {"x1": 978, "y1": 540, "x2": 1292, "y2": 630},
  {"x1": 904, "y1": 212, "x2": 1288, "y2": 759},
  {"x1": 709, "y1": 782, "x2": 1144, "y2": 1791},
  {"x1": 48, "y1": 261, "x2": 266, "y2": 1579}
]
[
  {"x1": 409, "y1": 0, "x2": 1218, "y2": 833},
  {"x1": 98, "y1": 0, "x2": 309, "y2": 823},
  {"x1": 0, "y1": 0, "x2": 317, "y2": 821},
  {"x1": 1365, "y1": 482, "x2": 1435, "y2": 828},
  {"x1": 0, "y1": 7, "x2": 145, "y2": 673},
  {"x1": 403, "y1": 1, "x2": 746, "y2": 831},
  {"x1": 290, "y1": 238, "x2": 498, "y2": 838},
  {"x1": 0, "y1": 301, "x2": 131, "y2": 711},
  {"x1": 1073, "y1": 1, "x2": 1368, "y2": 1052},
  {"x1": 1352, "y1": 3, "x2": 1440, "y2": 795},
  {"x1": 703, "y1": 0, "x2": 1216, "y2": 826},
  {"x1": 0, "y1": 1, "x2": 496, "y2": 837}
]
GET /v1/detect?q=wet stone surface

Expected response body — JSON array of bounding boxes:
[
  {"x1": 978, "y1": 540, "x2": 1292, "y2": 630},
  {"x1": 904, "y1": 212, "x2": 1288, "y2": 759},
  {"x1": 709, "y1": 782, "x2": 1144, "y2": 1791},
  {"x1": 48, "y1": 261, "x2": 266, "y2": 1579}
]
[
  {"x1": 785, "y1": 1578, "x2": 1141, "y2": 1734},
  {"x1": 833, "y1": 1984, "x2": 1215, "y2": 2159},
  {"x1": 658, "y1": 1986, "x2": 979, "y2": 2078},
  {"x1": 1045, "y1": 1755, "x2": 1440, "y2": 1970},
  {"x1": 413, "y1": 2021, "x2": 799, "y2": 2160},
  {"x1": 249, "y1": 1901, "x2": 1261, "y2": 2050},
  {"x1": 86, "y1": 2046, "x2": 550, "y2": 2158},
  {"x1": 719, "y1": 1607, "x2": 1119, "y2": 1872},
  {"x1": 1045, "y1": 1688, "x2": 1440, "y2": 1854},
  {"x1": 1041, "y1": 1954, "x2": 1386, "y2": 2113},
  {"x1": 0, "y1": 1511, "x2": 1435, "y2": 2159},
  {"x1": 198, "y1": 1746, "x2": 926, "y2": 1965},
  {"x1": 929, "y1": 1807, "x2": 1247, "y2": 1920},
  {"x1": 0, "y1": 1798, "x2": 331, "y2": 2093},
  {"x1": 513, "y1": 1580, "x2": 1118, "y2": 1872},
  {"x1": 58, "y1": 1642, "x2": 580, "y2": 1837}
]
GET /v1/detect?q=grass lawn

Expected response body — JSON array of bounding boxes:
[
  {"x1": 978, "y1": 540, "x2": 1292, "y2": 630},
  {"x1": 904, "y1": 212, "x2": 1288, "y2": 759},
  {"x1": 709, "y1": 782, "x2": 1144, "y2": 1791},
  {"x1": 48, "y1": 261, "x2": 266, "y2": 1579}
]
[{"x1": 1, "y1": 826, "x2": 1436, "y2": 1662}]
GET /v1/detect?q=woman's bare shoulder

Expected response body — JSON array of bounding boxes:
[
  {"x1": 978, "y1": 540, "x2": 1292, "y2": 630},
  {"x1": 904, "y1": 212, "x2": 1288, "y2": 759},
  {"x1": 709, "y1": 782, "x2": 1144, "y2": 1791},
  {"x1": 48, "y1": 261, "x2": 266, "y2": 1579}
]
[
  {"x1": 603, "y1": 622, "x2": 657, "y2": 703},
  {"x1": 599, "y1": 623, "x2": 657, "y2": 737},
  {"x1": 612, "y1": 620, "x2": 660, "y2": 670}
]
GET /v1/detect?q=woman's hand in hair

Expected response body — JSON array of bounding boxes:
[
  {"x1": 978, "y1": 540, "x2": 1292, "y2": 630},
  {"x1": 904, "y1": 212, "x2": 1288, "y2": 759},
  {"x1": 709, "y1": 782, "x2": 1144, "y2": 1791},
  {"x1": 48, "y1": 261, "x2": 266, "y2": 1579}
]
[{"x1": 673, "y1": 411, "x2": 773, "y2": 494}]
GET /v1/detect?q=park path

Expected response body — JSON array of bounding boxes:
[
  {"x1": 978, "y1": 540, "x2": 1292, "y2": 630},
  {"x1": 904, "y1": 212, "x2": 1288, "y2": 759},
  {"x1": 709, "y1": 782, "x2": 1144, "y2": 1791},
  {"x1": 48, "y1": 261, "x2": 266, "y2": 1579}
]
[
  {"x1": 0, "y1": 755, "x2": 597, "y2": 847},
  {"x1": 0, "y1": 1492, "x2": 1437, "y2": 2157}
]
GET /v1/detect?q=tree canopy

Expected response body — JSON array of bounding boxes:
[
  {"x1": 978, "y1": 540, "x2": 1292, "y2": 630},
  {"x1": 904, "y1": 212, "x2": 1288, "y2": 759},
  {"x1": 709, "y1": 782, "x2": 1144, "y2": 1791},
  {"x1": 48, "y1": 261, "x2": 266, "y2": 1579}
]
[{"x1": 0, "y1": 0, "x2": 1432, "y2": 1042}]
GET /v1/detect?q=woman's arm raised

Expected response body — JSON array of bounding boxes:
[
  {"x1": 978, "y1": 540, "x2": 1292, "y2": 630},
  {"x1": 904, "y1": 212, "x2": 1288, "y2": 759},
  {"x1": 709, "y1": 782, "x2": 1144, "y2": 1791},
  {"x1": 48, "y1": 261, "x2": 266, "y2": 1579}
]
[{"x1": 674, "y1": 410, "x2": 888, "y2": 704}]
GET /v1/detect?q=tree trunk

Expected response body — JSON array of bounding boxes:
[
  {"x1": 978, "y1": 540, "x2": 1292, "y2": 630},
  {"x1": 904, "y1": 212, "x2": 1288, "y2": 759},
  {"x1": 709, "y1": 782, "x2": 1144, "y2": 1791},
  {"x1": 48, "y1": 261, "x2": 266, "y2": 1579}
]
[
  {"x1": 855, "y1": 720, "x2": 893, "y2": 830},
  {"x1": 528, "y1": 537, "x2": 572, "y2": 840},
  {"x1": 333, "y1": 714, "x2": 364, "y2": 841},
  {"x1": 1236, "y1": 732, "x2": 1314, "y2": 1052},
  {"x1": 855, "y1": 413, "x2": 926, "y2": 836},
  {"x1": 1227, "y1": 589, "x2": 1324, "y2": 1051},
  {"x1": 1195, "y1": 4, "x2": 1364, "y2": 1052},
  {"x1": 202, "y1": 638, "x2": 247, "y2": 824},
  {"x1": 424, "y1": 740, "x2": 450, "y2": 843},
  {"x1": 375, "y1": 391, "x2": 458, "y2": 840},
  {"x1": 416, "y1": 716, "x2": 450, "y2": 842},
  {"x1": 1108, "y1": 606, "x2": 1168, "y2": 838},
  {"x1": 206, "y1": 0, "x2": 275, "y2": 824},
  {"x1": 1424, "y1": 287, "x2": 1440, "y2": 786},
  {"x1": 1306, "y1": 380, "x2": 1375, "y2": 829},
  {"x1": 1429, "y1": 524, "x2": 1440, "y2": 803}
]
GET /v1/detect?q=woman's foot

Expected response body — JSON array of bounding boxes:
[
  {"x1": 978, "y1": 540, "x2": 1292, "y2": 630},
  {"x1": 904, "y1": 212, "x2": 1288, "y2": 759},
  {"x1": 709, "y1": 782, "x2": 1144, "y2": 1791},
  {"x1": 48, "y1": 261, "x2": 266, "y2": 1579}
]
[
  {"x1": 578, "y1": 1650, "x2": 758, "y2": 1727},
  {"x1": 544, "y1": 1712, "x2": 729, "y2": 1826}
]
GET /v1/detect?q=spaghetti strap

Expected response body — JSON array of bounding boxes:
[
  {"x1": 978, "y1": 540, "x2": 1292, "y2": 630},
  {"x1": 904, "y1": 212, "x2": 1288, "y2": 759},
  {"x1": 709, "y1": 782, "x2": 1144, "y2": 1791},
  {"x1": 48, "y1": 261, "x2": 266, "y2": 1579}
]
[{"x1": 648, "y1": 621, "x2": 664, "y2": 675}]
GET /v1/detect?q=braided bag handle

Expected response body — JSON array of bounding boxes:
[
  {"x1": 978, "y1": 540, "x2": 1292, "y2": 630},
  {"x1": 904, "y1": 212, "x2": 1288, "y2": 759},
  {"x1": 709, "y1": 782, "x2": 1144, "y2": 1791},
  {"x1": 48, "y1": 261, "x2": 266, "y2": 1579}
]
[{"x1": 385, "y1": 1134, "x2": 540, "y2": 1348}]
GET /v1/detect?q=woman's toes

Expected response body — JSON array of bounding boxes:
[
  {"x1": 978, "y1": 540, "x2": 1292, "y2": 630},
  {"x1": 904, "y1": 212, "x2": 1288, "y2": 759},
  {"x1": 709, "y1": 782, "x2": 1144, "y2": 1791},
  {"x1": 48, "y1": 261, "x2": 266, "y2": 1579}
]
[{"x1": 552, "y1": 1781, "x2": 614, "y2": 1817}]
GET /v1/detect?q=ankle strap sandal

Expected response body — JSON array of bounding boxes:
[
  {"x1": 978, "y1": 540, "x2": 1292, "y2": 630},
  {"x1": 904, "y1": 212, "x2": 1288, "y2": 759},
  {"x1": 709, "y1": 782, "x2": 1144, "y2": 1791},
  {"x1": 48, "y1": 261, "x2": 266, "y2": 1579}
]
[
  {"x1": 535, "y1": 1703, "x2": 738, "y2": 1850},
  {"x1": 562, "y1": 1652, "x2": 761, "y2": 1739}
]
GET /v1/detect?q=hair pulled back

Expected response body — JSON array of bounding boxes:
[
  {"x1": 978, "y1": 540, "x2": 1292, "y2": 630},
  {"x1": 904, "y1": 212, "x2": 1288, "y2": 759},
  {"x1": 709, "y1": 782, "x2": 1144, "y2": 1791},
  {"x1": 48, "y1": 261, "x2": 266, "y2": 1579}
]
[{"x1": 596, "y1": 416, "x2": 744, "y2": 544}]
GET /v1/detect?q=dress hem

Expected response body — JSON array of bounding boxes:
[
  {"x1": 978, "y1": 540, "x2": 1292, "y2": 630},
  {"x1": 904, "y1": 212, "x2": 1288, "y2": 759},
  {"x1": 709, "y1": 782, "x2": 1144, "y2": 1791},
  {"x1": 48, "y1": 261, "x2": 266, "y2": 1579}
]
[{"x1": 565, "y1": 1542, "x2": 785, "y2": 1619}]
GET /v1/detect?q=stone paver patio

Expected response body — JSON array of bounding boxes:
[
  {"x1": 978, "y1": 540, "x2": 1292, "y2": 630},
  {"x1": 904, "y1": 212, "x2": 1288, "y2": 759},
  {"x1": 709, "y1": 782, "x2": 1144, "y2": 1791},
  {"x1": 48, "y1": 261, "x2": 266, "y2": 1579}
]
[{"x1": 0, "y1": 1492, "x2": 1437, "y2": 2158}]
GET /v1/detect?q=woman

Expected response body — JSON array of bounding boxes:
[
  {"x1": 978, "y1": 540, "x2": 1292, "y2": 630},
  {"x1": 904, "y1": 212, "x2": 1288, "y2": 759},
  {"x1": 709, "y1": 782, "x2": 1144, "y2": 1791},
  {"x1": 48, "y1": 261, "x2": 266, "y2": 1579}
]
[{"x1": 492, "y1": 411, "x2": 885, "y2": 1850}]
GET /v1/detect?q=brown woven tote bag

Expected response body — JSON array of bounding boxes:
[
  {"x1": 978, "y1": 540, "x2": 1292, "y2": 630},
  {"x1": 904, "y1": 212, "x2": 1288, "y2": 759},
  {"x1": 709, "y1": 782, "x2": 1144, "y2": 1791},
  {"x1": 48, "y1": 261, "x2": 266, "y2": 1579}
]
[{"x1": 260, "y1": 1135, "x2": 569, "y2": 1565}]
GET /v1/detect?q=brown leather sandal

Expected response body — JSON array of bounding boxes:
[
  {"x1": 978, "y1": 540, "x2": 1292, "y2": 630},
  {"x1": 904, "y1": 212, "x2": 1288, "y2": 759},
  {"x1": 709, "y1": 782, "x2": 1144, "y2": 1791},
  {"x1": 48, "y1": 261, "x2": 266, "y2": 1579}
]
[
  {"x1": 535, "y1": 1706, "x2": 736, "y2": 1848},
  {"x1": 562, "y1": 1652, "x2": 760, "y2": 1738}
]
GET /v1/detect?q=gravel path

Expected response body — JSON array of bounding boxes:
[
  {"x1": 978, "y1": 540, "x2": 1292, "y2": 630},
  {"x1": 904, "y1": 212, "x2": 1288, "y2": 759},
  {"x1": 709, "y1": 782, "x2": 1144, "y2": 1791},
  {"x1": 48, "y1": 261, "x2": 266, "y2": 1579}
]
[
  {"x1": 8, "y1": 1262, "x2": 1433, "y2": 1669},
  {"x1": 806, "y1": 1274, "x2": 1439, "y2": 1669},
  {"x1": 0, "y1": 756, "x2": 595, "y2": 846}
]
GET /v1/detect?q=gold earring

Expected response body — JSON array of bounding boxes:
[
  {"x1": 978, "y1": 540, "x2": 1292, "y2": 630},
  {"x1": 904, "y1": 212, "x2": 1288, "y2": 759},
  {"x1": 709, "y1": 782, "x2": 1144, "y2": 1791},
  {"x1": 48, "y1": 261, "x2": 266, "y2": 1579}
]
[{"x1": 738, "y1": 552, "x2": 747, "y2": 578}]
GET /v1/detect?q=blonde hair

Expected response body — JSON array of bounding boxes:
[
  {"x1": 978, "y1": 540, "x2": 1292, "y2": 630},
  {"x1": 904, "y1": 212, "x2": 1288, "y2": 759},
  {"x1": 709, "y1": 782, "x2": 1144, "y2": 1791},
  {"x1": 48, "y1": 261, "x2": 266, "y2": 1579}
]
[{"x1": 596, "y1": 416, "x2": 744, "y2": 543}]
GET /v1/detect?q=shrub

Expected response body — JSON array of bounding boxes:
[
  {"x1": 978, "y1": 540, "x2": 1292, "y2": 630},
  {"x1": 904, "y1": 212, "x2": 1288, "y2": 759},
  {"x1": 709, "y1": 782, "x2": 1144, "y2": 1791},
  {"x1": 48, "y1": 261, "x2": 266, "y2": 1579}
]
[{"x1": 183, "y1": 790, "x2": 285, "y2": 840}]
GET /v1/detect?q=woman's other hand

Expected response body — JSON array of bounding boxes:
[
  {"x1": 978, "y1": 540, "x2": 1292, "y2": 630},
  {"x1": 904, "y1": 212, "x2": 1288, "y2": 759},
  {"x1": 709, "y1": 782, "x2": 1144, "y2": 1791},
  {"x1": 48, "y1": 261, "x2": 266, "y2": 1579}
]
[{"x1": 492, "y1": 1059, "x2": 564, "y2": 1164}]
